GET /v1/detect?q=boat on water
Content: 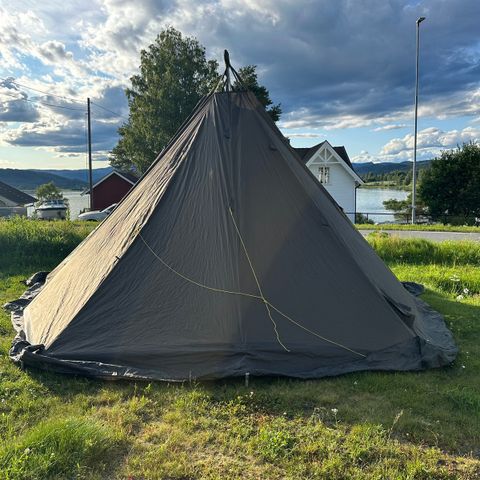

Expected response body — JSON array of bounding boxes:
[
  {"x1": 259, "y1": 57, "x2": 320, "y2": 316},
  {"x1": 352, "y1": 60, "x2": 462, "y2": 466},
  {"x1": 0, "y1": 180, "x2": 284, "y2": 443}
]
[{"x1": 35, "y1": 199, "x2": 68, "y2": 220}]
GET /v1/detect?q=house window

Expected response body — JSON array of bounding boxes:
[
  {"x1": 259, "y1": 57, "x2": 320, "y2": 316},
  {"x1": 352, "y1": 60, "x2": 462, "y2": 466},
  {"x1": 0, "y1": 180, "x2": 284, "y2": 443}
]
[{"x1": 318, "y1": 166, "x2": 330, "y2": 184}]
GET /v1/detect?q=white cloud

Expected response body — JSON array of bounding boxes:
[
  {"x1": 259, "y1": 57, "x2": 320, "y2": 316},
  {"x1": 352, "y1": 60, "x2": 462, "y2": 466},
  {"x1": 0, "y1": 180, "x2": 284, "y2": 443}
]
[
  {"x1": 37, "y1": 41, "x2": 73, "y2": 63},
  {"x1": 377, "y1": 126, "x2": 480, "y2": 162},
  {"x1": 372, "y1": 124, "x2": 409, "y2": 132},
  {"x1": 0, "y1": 7, "x2": 90, "y2": 82},
  {"x1": 351, "y1": 150, "x2": 376, "y2": 163},
  {"x1": 0, "y1": 115, "x2": 119, "y2": 157},
  {"x1": 0, "y1": 159, "x2": 15, "y2": 167},
  {"x1": 286, "y1": 132, "x2": 324, "y2": 139}
]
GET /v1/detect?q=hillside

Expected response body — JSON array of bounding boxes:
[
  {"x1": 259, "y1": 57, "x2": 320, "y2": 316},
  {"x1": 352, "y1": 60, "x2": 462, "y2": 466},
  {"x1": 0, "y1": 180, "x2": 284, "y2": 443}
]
[
  {"x1": 0, "y1": 169, "x2": 87, "y2": 191},
  {"x1": 353, "y1": 160, "x2": 431, "y2": 176},
  {"x1": 0, "y1": 167, "x2": 115, "y2": 191},
  {"x1": 35, "y1": 167, "x2": 113, "y2": 183}
]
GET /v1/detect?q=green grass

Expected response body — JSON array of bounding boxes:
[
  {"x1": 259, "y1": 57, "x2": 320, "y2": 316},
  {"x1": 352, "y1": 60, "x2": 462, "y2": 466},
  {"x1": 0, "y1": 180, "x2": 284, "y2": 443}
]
[
  {"x1": 367, "y1": 233, "x2": 480, "y2": 265},
  {"x1": 0, "y1": 217, "x2": 96, "y2": 274},
  {"x1": 0, "y1": 418, "x2": 124, "y2": 480},
  {"x1": 0, "y1": 219, "x2": 479, "y2": 478},
  {"x1": 357, "y1": 223, "x2": 480, "y2": 233}
]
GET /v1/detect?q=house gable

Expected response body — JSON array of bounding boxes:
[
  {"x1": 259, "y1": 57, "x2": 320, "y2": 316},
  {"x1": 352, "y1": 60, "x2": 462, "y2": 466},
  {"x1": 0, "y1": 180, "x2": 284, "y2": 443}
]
[
  {"x1": 90, "y1": 170, "x2": 137, "y2": 191},
  {"x1": 305, "y1": 142, "x2": 363, "y2": 185},
  {"x1": 89, "y1": 171, "x2": 138, "y2": 211}
]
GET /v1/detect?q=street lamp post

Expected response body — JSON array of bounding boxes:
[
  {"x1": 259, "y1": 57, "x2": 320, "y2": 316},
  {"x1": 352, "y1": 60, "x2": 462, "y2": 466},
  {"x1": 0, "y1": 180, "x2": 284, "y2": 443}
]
[{"x1": 412, "y1": 16, "x2": 426, "y2": 224}]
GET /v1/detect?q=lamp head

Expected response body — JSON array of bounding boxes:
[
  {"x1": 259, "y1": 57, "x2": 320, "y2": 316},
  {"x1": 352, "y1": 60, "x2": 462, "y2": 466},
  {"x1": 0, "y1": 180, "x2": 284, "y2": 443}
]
[{"x1": 417, "y1": 16, "x2": 426, "y2": 24}]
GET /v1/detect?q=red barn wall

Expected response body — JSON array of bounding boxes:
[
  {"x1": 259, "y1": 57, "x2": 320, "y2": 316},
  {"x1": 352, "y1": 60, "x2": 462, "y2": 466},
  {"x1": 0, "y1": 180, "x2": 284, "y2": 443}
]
[{"x1": 92, "y1": 174, "x2": 134, "y2": 210}]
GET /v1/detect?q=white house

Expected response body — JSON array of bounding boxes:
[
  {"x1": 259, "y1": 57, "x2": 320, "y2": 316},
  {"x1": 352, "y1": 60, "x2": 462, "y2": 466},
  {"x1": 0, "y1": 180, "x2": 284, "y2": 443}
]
[{"x1": 294, "y1": 141, "x2": 363, "y2": 221}]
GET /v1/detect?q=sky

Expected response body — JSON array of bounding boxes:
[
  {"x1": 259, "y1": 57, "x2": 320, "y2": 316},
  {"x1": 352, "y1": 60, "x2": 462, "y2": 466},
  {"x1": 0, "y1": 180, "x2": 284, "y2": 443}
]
[{"x1": 0, "y1": 0, "x2": 479, "y2": 170}]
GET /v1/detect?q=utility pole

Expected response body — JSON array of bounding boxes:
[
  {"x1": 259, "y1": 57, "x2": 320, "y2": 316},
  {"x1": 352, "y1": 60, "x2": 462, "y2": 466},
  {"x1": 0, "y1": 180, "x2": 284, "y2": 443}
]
[
  {"x1": 412, "y1": 16, "x2": 426, "y2": 224},
  {"x1": 87, "y1": 97, "x2": 93, "y2": 210}
]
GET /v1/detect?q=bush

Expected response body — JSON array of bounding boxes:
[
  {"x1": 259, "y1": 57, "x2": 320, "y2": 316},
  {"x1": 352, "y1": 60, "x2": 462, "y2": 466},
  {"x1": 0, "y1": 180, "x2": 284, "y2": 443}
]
[{"x1": 355, "y1": 213, "x2": 374, "y2": 224}]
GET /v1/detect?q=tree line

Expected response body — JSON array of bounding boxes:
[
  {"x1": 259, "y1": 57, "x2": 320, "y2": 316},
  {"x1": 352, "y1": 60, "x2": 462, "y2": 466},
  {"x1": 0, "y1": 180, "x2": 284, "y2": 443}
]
[
  {"x1": 362, "y1": 169, "x2": 422, "y2": 187},
  {"x1": 364, "y1": 170, "x2": 412, "y2": 186}
]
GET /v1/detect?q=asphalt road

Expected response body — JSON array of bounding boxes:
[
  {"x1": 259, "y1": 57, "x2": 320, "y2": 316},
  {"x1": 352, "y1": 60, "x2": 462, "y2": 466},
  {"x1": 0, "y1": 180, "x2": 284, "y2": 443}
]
[{"x1": 359, "y1": 229, "x2": 480, "y2": 242}]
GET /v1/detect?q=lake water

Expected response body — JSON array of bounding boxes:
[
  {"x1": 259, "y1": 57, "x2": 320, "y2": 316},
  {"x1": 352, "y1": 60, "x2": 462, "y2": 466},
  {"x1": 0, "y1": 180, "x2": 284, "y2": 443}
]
[
  {"x1": 61, "y1": 187, "x2": 407, "y2": 223},
  {"x1": 357, "y1": 188, "x2": 408, "y2": 223},
  {"x1": 63, "y1": 190, "x2": 90, "y2": 219}
]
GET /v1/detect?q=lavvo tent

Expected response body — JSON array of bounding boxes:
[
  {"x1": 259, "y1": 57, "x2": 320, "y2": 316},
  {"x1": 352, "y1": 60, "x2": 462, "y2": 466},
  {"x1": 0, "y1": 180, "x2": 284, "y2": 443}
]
[{"x1": 7, "y1": 61, "x2": 457, "y2": 381}]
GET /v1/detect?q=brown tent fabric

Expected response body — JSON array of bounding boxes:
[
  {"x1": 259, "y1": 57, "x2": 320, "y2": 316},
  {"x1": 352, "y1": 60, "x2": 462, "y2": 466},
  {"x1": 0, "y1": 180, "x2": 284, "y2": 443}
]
[{"x1": 7, "y1": 91, "x2": 457, "y2": 380}]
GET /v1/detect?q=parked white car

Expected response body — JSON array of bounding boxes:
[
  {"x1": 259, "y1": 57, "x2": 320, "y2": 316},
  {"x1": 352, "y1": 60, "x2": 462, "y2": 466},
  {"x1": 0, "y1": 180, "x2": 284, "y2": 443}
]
[{"x1": 78, "y1": 204, "x2": 117, "y2": 221}]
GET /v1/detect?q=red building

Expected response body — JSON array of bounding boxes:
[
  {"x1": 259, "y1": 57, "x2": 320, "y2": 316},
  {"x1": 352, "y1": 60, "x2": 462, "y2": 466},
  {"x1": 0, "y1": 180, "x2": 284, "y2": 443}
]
[{"x1": 89, "y1": 170, "x2": 138, "y2": 211}]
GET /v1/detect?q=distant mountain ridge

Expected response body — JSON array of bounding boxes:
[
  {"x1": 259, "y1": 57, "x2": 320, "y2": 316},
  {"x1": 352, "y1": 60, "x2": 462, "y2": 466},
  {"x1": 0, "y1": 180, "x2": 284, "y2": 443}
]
[
  {"x1": 0, "y1": 167, "x2": 114, "y2": 191},
  {"x1": 0, "y1": 169, "x2": 87, "y2": 191},
  {"x1": 352, "y1": 160, "x2": 432, "y2": 176},
  {"x1": 34, "y1": 167, "x2": 113, "y2": 183}
]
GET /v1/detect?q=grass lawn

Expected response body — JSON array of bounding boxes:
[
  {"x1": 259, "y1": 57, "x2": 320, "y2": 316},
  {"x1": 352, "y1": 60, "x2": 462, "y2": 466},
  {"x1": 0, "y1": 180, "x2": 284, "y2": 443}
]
[
  {"x1": 356, "y1": 223, "x2": 480, "y2": 233},
  {"x1": 1, "y1": 218, "x2": 479, "y2": 479}
]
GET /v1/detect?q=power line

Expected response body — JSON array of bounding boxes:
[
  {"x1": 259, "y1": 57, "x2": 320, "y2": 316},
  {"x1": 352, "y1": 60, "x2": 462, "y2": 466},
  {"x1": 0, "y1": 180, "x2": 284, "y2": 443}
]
[
  {"x1": 0, "y1": 90, "x2": 85, "y2": 112},
  {"x1": 1, "y1": 77, "x2": 129, "y2": 120},
  {"x1": 0, "y1": 77, "x2": 84, "y2": 106},
  {"x1": 91, "y1": 101, "x2": 128, "y2": 120}
]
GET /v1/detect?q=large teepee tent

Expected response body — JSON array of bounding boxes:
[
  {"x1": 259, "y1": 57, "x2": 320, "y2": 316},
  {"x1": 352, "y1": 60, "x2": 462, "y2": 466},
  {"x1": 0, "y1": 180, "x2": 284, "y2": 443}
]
[{"x1": 8, "y1": 59, "x2": 457, "y2": 380}]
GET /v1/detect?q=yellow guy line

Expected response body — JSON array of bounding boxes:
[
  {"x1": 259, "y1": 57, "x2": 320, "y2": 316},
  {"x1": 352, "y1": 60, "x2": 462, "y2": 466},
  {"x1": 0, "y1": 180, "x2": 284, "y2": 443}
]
[
  {"x1": 138, "y1": 233, "x2": 260, "y2": 301},
  {"x1": 227, "y1": 207, "x2": 289, "y2": 351},
  {"x1": 228, "y1": 208, "x2": 365, "y2": 358},
  {"x1": 138, "y1": 223, "x2": 366, "y2": 359}
]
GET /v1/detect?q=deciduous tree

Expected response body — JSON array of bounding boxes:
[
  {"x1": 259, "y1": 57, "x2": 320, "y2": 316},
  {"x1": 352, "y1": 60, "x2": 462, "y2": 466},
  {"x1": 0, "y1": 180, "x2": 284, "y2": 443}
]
[
  {"x1": 35, "y1": 182, "x2": 64, "y2": 203},
  {"x1": 110, "y1": 28, "x2": 218, "y2": 174},
  {"x1": 419, "y1": 142, "x2": 480, "y2": 222},
  {"x1": 110, "y1": 28, "x2": 281, "y2": 174}
]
